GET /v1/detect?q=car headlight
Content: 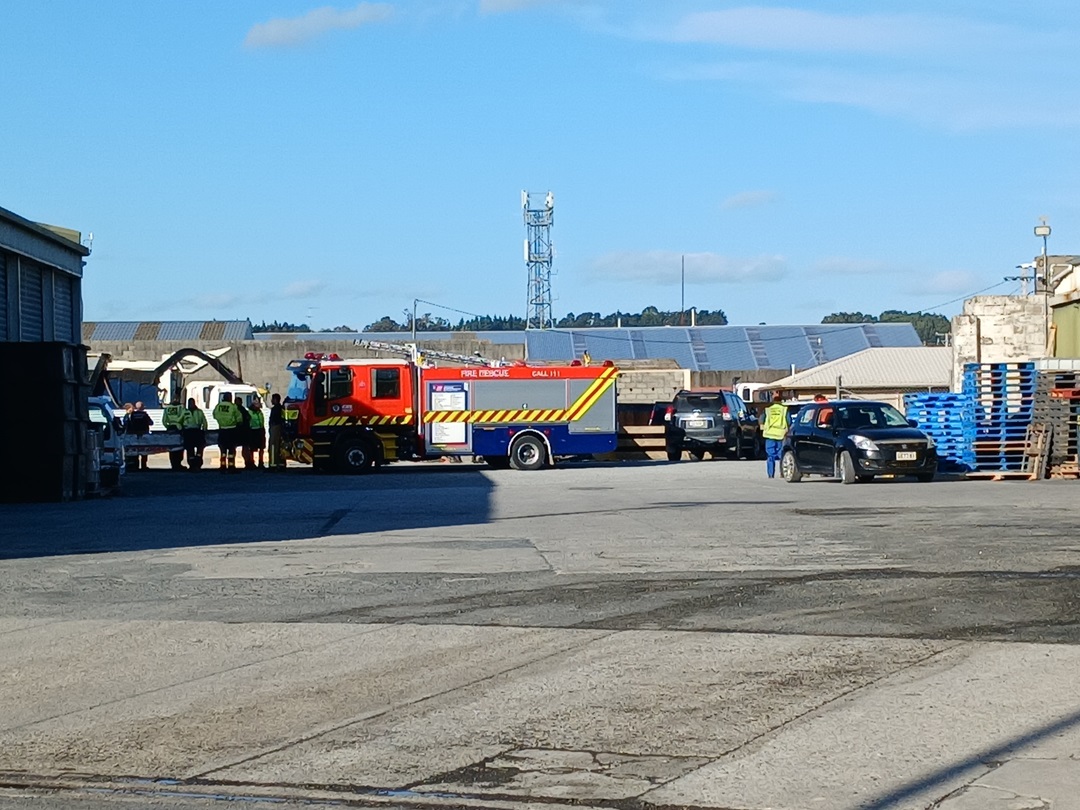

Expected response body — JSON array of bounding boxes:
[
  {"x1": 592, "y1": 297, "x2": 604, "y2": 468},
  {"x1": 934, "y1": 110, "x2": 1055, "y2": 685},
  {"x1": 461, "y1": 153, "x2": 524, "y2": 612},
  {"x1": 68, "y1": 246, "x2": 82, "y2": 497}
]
[{"x1": 850, "y1": 434, "x2": 879, "y2": 451}]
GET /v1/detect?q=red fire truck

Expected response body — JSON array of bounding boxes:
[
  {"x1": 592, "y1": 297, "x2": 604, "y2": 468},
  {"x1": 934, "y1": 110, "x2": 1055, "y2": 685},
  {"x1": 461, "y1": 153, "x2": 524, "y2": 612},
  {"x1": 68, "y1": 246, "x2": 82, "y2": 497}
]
[{"x1": 281, "y1": 341, "x2": 618, "y2": 472}]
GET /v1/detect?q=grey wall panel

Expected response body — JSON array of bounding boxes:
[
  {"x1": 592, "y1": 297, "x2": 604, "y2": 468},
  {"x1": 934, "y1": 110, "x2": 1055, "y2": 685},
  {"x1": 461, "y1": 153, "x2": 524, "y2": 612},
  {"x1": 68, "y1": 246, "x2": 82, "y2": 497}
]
[
  {"x1": 20, "y1": 261, "x2": 43, "y2": 341},
  {"x1": 0, "y1": 252, "x2": 7, "y2": 341},
  {"x1": 54, "y1": 273, "x2": 75, "y2": 343}
]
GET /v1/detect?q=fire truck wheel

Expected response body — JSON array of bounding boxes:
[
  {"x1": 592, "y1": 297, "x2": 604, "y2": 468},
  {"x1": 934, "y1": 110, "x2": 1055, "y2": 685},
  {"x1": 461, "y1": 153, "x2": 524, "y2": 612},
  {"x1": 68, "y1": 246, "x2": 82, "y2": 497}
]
[
  {"x1": 509, "y1": 435, "x2": 547, "y2": 471},
  {"x1": 335, "y1": 436, "x2": 376, "y2": 474}
]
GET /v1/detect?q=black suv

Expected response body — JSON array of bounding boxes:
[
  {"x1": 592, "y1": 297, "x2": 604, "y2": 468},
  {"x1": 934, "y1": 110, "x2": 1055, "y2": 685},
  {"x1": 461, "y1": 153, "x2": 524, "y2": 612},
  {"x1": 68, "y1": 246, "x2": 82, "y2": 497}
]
[
  {"x1": 781, "y1": 399, "x2": 937, "y2": 484},
  {"x1": 664, "y1": 389, "x2": 760, "y2": 461}
]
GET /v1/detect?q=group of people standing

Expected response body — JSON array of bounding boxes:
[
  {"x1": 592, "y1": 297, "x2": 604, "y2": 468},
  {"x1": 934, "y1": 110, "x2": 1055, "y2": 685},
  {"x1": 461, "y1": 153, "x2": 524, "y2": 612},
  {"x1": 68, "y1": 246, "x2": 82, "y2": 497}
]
[{"x1": 154, "y1": 392, "x2": 287, "y2": 473}]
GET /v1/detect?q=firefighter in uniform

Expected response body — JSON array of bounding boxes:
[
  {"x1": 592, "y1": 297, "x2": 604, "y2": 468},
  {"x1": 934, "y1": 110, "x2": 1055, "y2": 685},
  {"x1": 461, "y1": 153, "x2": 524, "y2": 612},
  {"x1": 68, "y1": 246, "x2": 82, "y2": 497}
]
[
  {"x1": 212, "y1": 392, "x2": 243, "y2": 472},
  {"x1": 179, "y1": 398, "x2": 208, "y2": 471}
]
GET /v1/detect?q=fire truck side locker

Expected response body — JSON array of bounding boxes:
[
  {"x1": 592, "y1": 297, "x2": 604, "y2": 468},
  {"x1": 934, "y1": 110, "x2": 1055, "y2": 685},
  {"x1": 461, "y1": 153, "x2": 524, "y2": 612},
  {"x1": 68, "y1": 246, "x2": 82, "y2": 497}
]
[{"x1": 419, "y1": 366, "x2": 618, "y2": 464}]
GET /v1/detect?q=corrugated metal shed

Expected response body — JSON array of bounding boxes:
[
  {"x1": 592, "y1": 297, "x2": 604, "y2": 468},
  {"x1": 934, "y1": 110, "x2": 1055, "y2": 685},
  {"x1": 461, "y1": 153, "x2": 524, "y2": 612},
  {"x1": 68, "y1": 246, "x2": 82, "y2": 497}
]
[
  {"x1": 83, "y1": 320, "x2": 254, "y2": 342},
  {"x1": 767, "y1": 347, "x2": 953, "y2": 389}
]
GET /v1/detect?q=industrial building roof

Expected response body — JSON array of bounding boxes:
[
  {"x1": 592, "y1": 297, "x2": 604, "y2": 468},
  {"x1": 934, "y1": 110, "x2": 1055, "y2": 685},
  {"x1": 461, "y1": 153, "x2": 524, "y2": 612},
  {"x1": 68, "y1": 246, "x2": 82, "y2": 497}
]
[
  {"x1": 83, "y1": 320, "x2": 255, "y2": 342},
  {"x1": 252, "y1": 323, "x2": 922, "y2": 371},
  {"x1": 525, "y1": 323, "x2": 922, "y2": 371},
  {"x1": 766, "y1": 347, "x2": 953, "y2": 390}
]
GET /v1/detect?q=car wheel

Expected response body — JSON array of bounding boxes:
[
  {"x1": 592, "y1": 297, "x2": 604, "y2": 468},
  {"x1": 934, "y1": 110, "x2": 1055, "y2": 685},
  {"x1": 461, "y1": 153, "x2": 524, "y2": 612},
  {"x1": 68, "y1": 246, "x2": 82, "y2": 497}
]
[
  {"x1": 727, "y1": 433, "x2": 743, "y2": 459},
  {"x1": 839, "y1": 451, "x2": 857, "y2": 484},
  {"x1": 916, "y1": 471, "x2": 935, "y2": 482},
  {"x1": 667, "y1": 448, "x2": 682, "y2": 462},
  {"x1": 509, "y1": 435, "x2": 547, "y2": 471},
  {"x1": 781, "y1": 450, "x2": 801, "y2": 482},
  {"x1": 335, "y1": 436, "x2": 376, "y2": 474}
]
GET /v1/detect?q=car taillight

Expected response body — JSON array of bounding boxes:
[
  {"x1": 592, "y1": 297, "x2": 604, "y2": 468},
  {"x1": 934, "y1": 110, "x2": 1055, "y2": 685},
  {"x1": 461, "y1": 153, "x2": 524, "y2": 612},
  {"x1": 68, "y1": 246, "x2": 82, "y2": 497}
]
[
  {"x1": 721, "y1": 405, "x2": 732, "y2": 420},
  {"x1": 665, "y1": 405, "x2": 674, "y2": 422}
]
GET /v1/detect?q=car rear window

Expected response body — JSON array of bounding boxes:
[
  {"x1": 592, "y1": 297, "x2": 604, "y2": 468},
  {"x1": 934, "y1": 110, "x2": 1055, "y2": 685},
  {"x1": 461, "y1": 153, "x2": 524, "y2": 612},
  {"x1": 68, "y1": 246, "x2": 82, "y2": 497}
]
[{"x1": 675, "y1": 395, "x2": 722, "y2": 411}]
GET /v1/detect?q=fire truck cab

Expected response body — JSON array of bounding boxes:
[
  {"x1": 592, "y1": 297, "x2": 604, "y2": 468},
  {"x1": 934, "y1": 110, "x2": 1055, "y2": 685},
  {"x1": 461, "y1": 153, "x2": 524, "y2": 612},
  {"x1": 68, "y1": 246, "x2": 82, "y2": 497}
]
[{"x1": 282, "y1": 347, "x2": 618, "y2": 473}]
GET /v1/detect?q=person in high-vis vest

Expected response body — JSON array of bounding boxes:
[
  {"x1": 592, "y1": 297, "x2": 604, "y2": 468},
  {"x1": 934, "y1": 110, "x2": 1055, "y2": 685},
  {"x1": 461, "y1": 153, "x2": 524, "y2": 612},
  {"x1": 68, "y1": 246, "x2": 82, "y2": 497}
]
[
  {"x1": 760, "y1": 391, "x2": 789, "y2": 479},
  {"x1": 247, "y1": 398, "x2": 267, "y2": 469},
  {"x1": 212, "y1": 392, "x2": 243, "y2": 472},
  {"x1": 162, "y1": 398, "x2": 185, "y2": 470},
  {"x1": 179, "y1": 398, "x2": 208, "y2": 471}
]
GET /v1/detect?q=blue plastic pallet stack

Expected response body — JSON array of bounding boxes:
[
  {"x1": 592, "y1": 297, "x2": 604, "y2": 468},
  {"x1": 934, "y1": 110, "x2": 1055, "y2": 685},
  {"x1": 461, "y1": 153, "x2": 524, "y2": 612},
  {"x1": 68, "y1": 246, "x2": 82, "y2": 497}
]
[
  {"x1": 903, "y1": 392, "x2": 976, "y2": 472},
  {"x1": 962, "y1": 362, "x2": 1036, "y2": 472}
]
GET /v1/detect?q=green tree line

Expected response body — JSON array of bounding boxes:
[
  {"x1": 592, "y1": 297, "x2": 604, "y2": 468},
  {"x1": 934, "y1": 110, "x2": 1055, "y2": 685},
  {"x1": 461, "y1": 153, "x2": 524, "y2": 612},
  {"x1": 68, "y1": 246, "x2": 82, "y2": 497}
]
[{"x1": 821, "y1": 310, "x2": 951, "y2": 345}]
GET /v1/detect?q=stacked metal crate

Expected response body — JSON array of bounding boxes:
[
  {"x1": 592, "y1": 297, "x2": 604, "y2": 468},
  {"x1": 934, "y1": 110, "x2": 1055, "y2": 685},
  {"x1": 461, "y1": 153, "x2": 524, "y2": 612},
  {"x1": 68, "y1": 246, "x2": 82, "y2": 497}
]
[
  {"x1": 0, "y1": 342, "x2": 91, "y2": 503},
  {"x1": 1035, "y1": 370, "x2": 1080, "y2": 478},
  {"x1": 902, "y1": 392, "x2": 976, "y2": 472},
  {"x1": 962, "y1": 362, "x2": 1036, "y2": 473}
]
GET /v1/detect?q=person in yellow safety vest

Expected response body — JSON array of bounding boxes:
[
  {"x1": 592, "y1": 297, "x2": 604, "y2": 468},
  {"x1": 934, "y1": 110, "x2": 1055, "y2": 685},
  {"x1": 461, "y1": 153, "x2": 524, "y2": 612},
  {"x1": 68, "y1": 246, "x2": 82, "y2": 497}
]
[
  {"x1": 760, "y1": 391, "x2": 789, "y2": 479},
  {"x1": 582, "y1": 350, "x2": 592, "y2": 366},
  {"x1": 247, "y1": 398, "x2": 266, "y2": 469},
  {"x1": 162, "y1": 400, "x2": 183, "y2": 431},
  {"x1": 162, "y1": 398, "x2": 186, "y2": 470},
  {"x1": 212, "y1": 392, "x2": 243, "y2": 472},
  {"x1": 179, "y1": 398, "x2": 208, "y2": 471}
]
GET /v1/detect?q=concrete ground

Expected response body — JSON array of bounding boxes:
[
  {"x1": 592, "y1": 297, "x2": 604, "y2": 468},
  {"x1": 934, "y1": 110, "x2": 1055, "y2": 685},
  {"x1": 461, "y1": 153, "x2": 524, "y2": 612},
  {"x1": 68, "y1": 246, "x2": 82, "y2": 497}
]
[{"x1": 2, "y1": 455, "x2": 1080, "y2": 809}]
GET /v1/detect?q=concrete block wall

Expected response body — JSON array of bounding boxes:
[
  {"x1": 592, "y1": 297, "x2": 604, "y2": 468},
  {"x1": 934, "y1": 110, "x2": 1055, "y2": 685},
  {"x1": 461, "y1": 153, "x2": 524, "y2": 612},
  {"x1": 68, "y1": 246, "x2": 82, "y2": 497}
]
[
  {"x1": 951, "y1": 296, "x2": 1049, "y2": 391},
  {"x1": 617, "y1": 369, "x2": 691, "y2": 405},
  {"x1": 87, "y1": 338, "x2": 526, "y2": 399}
]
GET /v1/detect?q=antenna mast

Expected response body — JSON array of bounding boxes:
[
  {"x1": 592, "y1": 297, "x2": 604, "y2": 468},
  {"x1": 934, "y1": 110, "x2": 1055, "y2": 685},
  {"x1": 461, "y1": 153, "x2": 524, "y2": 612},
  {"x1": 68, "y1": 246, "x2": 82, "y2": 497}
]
[{"x1": 522, "y1": 190, "x2": 554, "y2": 330}]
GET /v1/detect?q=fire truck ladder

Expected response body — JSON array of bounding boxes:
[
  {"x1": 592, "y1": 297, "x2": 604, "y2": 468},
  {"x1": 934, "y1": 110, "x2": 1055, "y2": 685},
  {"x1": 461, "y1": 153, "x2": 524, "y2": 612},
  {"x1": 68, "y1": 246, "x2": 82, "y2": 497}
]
[{"x1": 355, "y1": 339, "x2": 496, "y2": 368}]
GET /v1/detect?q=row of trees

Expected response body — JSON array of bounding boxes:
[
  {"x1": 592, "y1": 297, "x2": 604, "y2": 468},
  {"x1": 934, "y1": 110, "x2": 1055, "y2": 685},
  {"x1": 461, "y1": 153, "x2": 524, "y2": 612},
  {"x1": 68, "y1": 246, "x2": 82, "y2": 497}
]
[
  {"x1": 361, "y1": 307, "x2": 727, "y2": 332},
  {"x1": 821, "y1": 310, "x2": 951, "y2": 345}
]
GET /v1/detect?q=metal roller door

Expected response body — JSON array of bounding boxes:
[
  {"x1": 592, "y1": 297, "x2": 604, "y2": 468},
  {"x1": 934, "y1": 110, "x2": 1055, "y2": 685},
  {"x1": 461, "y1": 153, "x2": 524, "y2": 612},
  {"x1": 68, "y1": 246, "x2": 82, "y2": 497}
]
[
  {"x1": 20, "y1": 260, "x2": 43, "y2": 341},
  {"x1": 0, "y1": 253, "x2": 7, "y2": 341},
  {"x1": 53, "y1": 272, "x2": 74, "y2": 343}
]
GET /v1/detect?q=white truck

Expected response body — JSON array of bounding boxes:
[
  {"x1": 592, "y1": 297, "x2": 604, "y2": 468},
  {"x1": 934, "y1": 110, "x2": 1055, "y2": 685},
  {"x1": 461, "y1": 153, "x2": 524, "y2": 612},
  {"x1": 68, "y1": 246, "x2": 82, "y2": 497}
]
[{"x1": 90, "y1": 348, "x2": 262, "y2": 463}]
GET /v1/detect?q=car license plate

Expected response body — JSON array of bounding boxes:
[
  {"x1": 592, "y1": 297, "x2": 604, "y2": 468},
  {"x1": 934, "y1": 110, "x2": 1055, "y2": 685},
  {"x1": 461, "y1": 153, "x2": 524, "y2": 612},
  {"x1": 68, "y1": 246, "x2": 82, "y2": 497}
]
[
  {"x1": 686, "y1": 419, "x2": 707, "y2": 428},
  {"x1": 896, "y1": 451, "x2": 917, "y2": 461}
]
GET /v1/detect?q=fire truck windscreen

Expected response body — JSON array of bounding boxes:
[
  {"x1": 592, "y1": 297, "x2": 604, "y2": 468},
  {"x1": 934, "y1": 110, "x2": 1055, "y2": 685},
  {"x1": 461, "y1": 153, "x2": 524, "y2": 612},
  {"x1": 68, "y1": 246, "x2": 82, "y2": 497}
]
[{"x1": 285, "y1": 372, "x2": 311, "y2": 402}]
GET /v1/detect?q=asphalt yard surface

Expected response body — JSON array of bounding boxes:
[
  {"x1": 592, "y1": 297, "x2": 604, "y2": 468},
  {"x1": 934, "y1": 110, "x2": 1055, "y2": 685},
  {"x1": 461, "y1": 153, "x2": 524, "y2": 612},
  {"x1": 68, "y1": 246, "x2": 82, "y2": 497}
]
[{"x1": 2, "y1": 457, "x2": 1080, "y2": 809}]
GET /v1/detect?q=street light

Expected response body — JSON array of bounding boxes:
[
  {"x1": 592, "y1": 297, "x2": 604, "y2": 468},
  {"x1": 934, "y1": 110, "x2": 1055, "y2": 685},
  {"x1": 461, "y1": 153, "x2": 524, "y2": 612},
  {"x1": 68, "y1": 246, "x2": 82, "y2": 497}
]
[
  {"x1": 1035, "y1": 219, "x2": 1051, "y2": 291},
  {"x1": 1035, "y1": 219, "x2": 1052, "y2": 353}
]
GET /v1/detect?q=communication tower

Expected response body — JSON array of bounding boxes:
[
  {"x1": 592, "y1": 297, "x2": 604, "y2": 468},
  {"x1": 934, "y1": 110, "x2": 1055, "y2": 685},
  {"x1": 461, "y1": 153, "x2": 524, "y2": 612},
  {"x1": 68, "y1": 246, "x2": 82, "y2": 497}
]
[{"x1": 522, "y1": 190, "x2": 555, "y2": 329}]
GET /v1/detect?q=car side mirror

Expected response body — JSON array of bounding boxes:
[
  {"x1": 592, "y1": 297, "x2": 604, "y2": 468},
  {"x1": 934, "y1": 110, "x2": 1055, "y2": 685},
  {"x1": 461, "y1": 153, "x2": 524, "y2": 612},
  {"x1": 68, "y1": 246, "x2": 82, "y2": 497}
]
[{"x1": 908, "y1": 419, "x2": 918, "y2": 428}]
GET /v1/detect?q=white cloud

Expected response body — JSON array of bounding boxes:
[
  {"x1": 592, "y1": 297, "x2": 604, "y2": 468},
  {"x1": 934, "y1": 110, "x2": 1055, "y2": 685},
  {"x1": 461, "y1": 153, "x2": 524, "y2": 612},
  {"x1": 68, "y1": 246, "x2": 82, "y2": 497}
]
[
  {"x1": 658, "y1": 7, "x2": 1004, "y2": 56},
  {"x1": 721, "y1": 190, "x2": 778, "y2": 210},
  {"x1": 478, "y1": 0, "x2": 589, "y2": 14},
  {"x1": 282, "y1": 280, "x2": 327, "y2": 298},
  {"x1": 245, "y1": 3, "x2": 394, "y2": 49},
  {"x1": 915, "y1": 269, "x2": 982, "y2": 295},
  {"x1": 814, "y1": 257, "x2": 894, "y2": 277},
  {"x1": 589, "y1": 250, "x2": 786, "y2": 285}
]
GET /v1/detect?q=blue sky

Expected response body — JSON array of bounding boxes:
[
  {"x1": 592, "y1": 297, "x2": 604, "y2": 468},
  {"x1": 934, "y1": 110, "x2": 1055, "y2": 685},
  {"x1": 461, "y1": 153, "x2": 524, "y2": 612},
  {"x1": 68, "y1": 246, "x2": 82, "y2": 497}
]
[{"x1": 3, "y1": 1, "x2": 1080, "y2": 330}]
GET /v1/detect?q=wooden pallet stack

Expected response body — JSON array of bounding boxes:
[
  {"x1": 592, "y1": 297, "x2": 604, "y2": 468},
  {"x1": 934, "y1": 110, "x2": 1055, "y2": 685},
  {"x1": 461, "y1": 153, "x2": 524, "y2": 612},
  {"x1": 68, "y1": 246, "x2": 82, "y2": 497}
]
[{"x1": 1036, "y1": 370, "x2": 1080, "y2": 478}]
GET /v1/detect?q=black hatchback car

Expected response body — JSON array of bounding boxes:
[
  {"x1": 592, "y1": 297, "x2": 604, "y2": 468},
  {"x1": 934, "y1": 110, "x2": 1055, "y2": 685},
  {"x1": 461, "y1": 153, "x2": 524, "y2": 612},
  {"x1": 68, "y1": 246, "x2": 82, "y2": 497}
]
[
  {"x1": 781, "y1": 400, "x2": 937, "y2": 484},
  {"x1": 664, "y1": 389, "x2": 760, "y2": 461}
]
